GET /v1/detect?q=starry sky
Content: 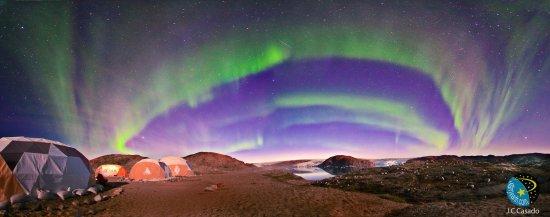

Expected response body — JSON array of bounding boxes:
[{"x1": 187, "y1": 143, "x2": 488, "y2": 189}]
[{"x1": 0, "y1": 1, "x2": 548, "y2": 162}]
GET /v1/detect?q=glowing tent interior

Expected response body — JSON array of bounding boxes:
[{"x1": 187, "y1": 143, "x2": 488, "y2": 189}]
[
  {"x1": 95, "y1": 164, "x2": 128, "y2": 178},
  {"x1": 128, "y1": 159, "x2": 171, "y2": 181}
]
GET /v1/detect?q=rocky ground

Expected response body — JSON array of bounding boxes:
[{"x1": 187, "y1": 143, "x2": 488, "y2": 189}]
[
  {"x1": 1, "y1": 169, "x2": 408, "y2": 217},
  {"x1": 0, "y1": 182, "x2": 127, "y2": 216},
  {"x1": 388, "y1": 195, "x2": 550, "y2": 216},
  {"x1": 314, "y1": 153, "x2": 550, "y2": 216},
  {"x1": 3, "y1": 153, "x2": 548, "y2": 216}
]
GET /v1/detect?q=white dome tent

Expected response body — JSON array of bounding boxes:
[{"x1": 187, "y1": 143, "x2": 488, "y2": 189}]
[
  {"x1": 159, "y1": 156, "x2": 194, "y2": 177},
  {"x1": 0, "y1": 137, "x2": 92, "y2": 202}
]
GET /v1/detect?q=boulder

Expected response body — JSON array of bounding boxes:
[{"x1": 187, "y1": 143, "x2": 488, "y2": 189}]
[
  {"x1": 111, "y1": 188, "x2": 123, "y2": 197},
  {"x1": 9, "y1": 193, "x2": 27, "y2": 204},
  {"x1": 87, "y1": 186, "x2": 98, "y2": 194},
  {"x1": 72, "y1": 188, "x2": 88, "y2": 196},
  {"x1": 319, "y1": 155, "x2": 374, "y2": 174},
  {"x1": 36, "y1": 189, "x2": 55, "y2": 200},
  {"x1": 204, "y1": 185, "x2": 218, "y2": 191},
  {"x1": 93, "y1": 194, "x2": 103, "y2": 202},
  {"x1": 56, "y1": 190, "x2": 73, "y2": 200}
]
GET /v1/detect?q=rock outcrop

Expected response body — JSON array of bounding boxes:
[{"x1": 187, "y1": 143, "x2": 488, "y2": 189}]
[
  {"x1": 184, "y1": 152, "x2": 255, "y2": 174},
  {"x1": 319, "y1": 155, "x2": 374, "y2": 174}
]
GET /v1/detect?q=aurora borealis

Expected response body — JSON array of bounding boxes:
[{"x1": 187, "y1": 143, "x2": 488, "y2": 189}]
[{"x1": 0, "y1": 1, "x2": 548, "y2": 162}]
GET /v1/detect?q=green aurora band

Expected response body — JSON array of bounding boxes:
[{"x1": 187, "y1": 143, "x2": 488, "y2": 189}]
[
  {"x1": 1, "y1": 2, "x2": 548, "y2": 156},
  {"x1": 274, "y1": 93, "x2": 449, "y2": 150}
]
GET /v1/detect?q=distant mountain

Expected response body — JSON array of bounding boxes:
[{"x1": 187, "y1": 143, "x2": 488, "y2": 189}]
[
  {"x1": 90, "y1": 154, "x2": 147, "y2": 172},
  {"x1": 183, "y1": 152, "x2": 255, "y2": 174},
  {"x1": 405, "y1": 155, "x2": 463, "y2": 164},
  {"x1": 319, "y1": 155, "x2": 374, "y2": 174}
]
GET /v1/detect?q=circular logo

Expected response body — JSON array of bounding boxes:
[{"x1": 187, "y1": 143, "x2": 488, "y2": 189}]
[{"x1": 506, "y1": 173, "x2": 539, "y2": 207}]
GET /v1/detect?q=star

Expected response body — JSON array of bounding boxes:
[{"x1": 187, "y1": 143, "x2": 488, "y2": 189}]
[
  {"x1": 517, "y1": 189, "x2": 526, "y2": 196},
  {"x1": 1, "y1": 0, "x2": 549, "y2": 161}
]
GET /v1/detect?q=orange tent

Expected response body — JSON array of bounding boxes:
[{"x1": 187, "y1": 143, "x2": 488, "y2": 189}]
[
  {"x1": 95, "y1": 164, "x2": 127, "y2": 178},
  {"x1": 129, "y1": 159, "x2": 171, "y2": 180},
  {"x1": 160, "y1": 156, "x2": 194, "y2": 177},
  {"x1": 0, "y1": 155, "x2": 26, "y2": 204}
]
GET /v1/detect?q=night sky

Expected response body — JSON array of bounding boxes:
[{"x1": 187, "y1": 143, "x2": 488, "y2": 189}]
[{"x1": 0, "y1": 1, "x2": 548, "y2": 162}]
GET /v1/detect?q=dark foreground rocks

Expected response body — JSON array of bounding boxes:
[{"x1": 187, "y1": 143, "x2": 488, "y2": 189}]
[
  {"x1": 387, "y1": 195, "x2": 550, "y2": 216},
  {"x1": 0, "y1": 183, "x2": 127, "y2": 217},
  {"x1": 314, "y1": 153, "x2": 550, "y2": 216}
]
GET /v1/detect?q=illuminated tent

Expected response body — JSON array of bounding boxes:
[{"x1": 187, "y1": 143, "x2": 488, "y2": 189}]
[
  {"x1": 159, "y1": 156, "x2": 193, "y2": 177},
  {"x1": 95, "y1": 164, "x2": 127, "y2": 178},
  {"x1": 129, "y1": 159, "x2": 171, "y2": 180},
  {"x1": 0, "y1": 137, "x2": 92, "y2": 202}
]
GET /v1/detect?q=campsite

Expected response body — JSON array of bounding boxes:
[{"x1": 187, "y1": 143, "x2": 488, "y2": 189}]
[
  {"x1": 1, "y1": 1, "x2": 550, "y2": 215},
  {"x1": 0, "y1": 136, "x2": 549, "y2": 216},
  {"x1": 0, "y1": 136, "x2": 407, "y2": 216}
]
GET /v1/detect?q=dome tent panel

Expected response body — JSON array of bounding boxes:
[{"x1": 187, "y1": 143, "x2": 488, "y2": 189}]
[
  {"x1": 13, "y1": 174, "x2": 38, "y2": 194},
  {"x1": 13, "y1": 152, "x2": 49, "y2": 193},
  {"x1": 160, "y1": 156, "x2": 194, "y2": 177},
  {"x1": 13, "y1": 153, "x2": 53, "y2": 194},
  {"x1": 27, "y1": 142, "x2": 51, "y2": 154},
  {"x1": 1, "y1": 141, "x2": 33, "y2": 154},
  {"x1": 43, "y1": 156, "x2": 64, "y2": 175},
  {"x1": 48, "y1": 156, "x2": 68, "y2": 174},
  {"x1": 61, "y1": 157, "x2": 93, "y2": 189},
  {"x1": 53, "y1": 144, "x2": 92, "y2": 172},
  {"x1": 0, "y1": 156, "x2": 25, "y2": 203},
  {"x1": 1, "y1": 153, "x2": 23, "y2": 170},
  {"x1": 64, "y1": 157, "x2": 91, "y2": 175},
  {"x1": 47, "y1": 145, "x2": 66, "y2": 157}
]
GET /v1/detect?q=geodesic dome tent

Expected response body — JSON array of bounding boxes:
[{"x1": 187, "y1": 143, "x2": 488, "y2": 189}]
[
  {"x1": 129, "y1": 158, "x2": 171, "y2": 180},
  {"x1": 160, "y1": 156, "x2": 193, "y2": 177},
  {"x1": 0, "y1": 137, "x2": 92, "y2": 202}
]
